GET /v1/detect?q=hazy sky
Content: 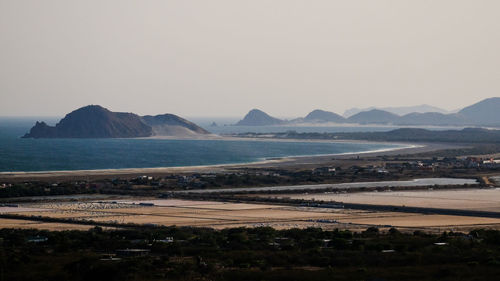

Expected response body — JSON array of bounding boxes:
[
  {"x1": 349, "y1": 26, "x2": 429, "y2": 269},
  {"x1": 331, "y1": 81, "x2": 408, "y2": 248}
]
[{"x1": 1, "y1": 1, "x2": 500, "y2": 118}]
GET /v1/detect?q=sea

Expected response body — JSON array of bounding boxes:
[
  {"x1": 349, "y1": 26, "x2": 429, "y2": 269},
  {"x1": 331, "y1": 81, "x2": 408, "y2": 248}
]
[{"x1": 0, "y1": 117, "x2": 457, "y2": 173}]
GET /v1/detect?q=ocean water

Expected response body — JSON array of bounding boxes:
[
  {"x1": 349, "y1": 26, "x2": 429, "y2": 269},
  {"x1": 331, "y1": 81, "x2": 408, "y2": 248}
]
[{"x1": 0, "y1": 118, "x2": 404, "y2": 172}]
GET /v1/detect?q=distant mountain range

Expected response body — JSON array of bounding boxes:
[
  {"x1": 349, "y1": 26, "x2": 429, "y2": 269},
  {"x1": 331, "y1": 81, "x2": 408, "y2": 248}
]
[
  {"x1": 235, "y1": 97, "x2": 500, "y2": 127},
  {"x1": 343, "y1": 104, "x2": 453, "y2": 117},
  {"x1": 21, "y1": 98, "x2": 500, "y2": 138},
  {"x1": 23, "y1": 105, "x2": 210, "y2": 138}
]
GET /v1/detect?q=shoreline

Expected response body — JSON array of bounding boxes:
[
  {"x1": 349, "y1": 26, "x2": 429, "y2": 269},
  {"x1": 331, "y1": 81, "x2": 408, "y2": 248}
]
[
  {"x1": 0, "y1": 141, "x2": 459, "y2": 181},
  {"x1": 0, "y1": 140, "x2": 414, "y2": 175}
]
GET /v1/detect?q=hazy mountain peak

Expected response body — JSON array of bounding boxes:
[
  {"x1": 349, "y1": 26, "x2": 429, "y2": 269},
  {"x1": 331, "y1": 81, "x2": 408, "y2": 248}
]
[
  {"x1": 458, "y1": 97, "x2": 500, "y2": 125},
  {"x1": 347, "y1": 109, "x2": 400, "y2": 124},
  {"x1": 236, "y1": 109, "x2": 284, "y2": 126},
  {"x1": 304, "y1": 109, "x2": 345, "y2": 123}
]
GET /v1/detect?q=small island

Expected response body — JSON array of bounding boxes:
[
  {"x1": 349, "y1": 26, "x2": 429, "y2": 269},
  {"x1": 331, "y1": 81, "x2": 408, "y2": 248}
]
[{"x1": 23, "y1": 105, "x2": 210, "y2": 138}]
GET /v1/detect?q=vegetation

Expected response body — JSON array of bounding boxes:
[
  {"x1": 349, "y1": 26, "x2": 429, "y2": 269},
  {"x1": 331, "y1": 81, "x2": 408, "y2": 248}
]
[
  {"x1": 235, "y1": 128, "x2": 500, "y2": 143},
  {"x1": 1, "y1": 226, "x2": 500, "y2": 280},
  {"x1": 2, "y1": 154, "x2": 498, "y2": 199}
]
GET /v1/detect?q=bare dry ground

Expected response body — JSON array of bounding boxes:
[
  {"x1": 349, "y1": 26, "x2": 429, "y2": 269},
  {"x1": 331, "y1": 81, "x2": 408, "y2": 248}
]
[
  {"x1": 284, "y1": 188, "x2": 500, "y2": 212},
  {"x1": 0, "y1": 218, "x2": 103, "y2": 231},
  {"x1": 2, "y1": 197, "x2": 500, "y2": 232}
]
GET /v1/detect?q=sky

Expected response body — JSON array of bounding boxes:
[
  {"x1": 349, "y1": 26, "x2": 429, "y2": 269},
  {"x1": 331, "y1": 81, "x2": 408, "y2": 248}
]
[{"x1": 1, "y1": 0, "x2": 500, "y2": 118}]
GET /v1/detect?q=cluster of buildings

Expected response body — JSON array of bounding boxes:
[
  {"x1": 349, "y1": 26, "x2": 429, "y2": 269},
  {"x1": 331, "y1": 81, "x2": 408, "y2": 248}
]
[
  {"x1": 312, "y1": 156, "x2": 500, "y2": 177},
  {"x1": 385, "y1": 157, "x2": 500, "y2": 170}
]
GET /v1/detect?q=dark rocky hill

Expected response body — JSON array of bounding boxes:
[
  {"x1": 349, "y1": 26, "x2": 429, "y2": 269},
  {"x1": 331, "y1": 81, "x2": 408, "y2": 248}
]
[
  {"x1": 23, "y1": 105, "x2": 209, "y2": 138},
  {"x1": 23, "y1": 105, "x2": 152, "y2": 138},
  {"x1": 236, "y1": 109, "x2": 284, "y2": 126}
]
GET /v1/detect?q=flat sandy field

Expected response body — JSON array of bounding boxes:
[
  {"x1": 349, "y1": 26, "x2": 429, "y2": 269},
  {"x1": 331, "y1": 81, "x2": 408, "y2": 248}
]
[
  {"x1": 0, "y1": 218, "x2": 104, "y2": 231},
  {"x1": 2, "y1": 197, "x2": 500, "y2": 232},
  {"x1": 283, "y1": 188, "x2": 500, "y2": 212}
]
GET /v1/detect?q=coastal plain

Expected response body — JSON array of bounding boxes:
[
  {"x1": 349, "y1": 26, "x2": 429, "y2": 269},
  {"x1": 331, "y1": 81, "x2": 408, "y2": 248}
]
[
  {"x1": 3, "y1": 191, "x2": 500, "y2": 233},
  {"x1": 1, "y1": 128, "x2": 499, "y2": 234},
  {"x1": 283, "y1": 188, "x2": 500, "y2": 212}
]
